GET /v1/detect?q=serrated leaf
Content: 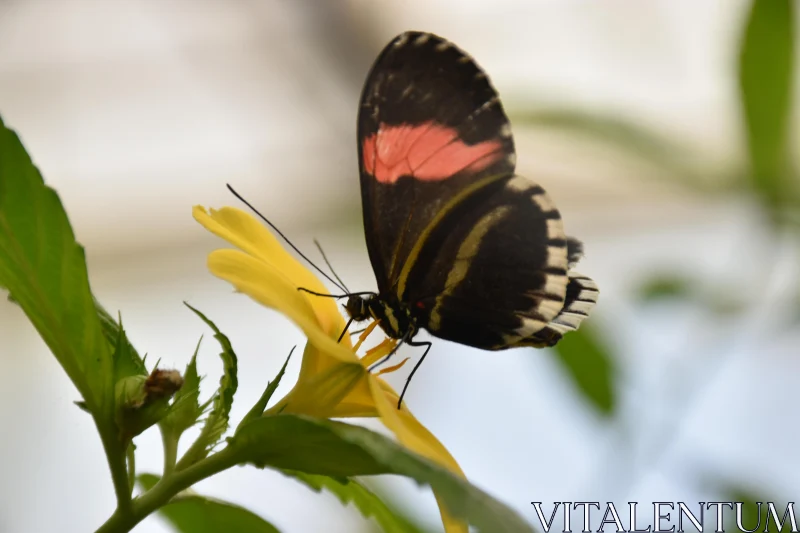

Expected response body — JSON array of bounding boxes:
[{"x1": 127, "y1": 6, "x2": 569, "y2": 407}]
[
  {"x1": 178, "y1": 304, "x2": 238, "y2": 466},
  {"x1": 0, "y1": 116, "x2": 112, "y2": 413},
  {"x1": 239, "y1": 347, "x2": 293, "y2": 429},
  {"x1": 231, "y1": 415, "x2": 535, "y2": 532},
  {"x1": 162, "y1": 338, "x2": 203, "y2": 435},
  {"x1": 111, "y1": 312, "x2": 147, "y2": 383},
  {"x1": 285, "y1": 471, "x2": 425, "y2": 533},
  {"x1": 137, "y1": 474, "x2": 280, "y2": 533},
  {"x1": 738, "y1": 0, "x2": 796, "y2": 215},
  {"x1": 551, "y1": 326, "x2": 615, "y2": 416},
  {"x1": 97, "y1": 301, "x2": 146, "y2": 376}
]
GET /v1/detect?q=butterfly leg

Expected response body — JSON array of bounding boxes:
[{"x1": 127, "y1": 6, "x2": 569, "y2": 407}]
[
  {"x1": 336, "y1": 316, "x2": 354, "y2": 343},
  {"x1": 397, "y1": 340, "x2": 432, "y2": 409}
]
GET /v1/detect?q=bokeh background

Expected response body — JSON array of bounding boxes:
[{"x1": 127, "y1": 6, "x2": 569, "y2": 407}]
[{"x1": 0, "y1": 0, "x2": 798, "y2": 531}]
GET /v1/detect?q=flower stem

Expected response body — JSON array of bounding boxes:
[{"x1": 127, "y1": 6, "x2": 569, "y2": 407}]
[
  {"x1": 160, "y1": 427, "x2": 179, "y2": 477},
  {"x1": 96, "y1": 416, "x2": 132, "y2": 516},
  {"x1": 126, "y1": 444, "x2": 136, "y2": 494},
  {"x1": 94, "y1": 444, "x2": 240, "y2": 533}
]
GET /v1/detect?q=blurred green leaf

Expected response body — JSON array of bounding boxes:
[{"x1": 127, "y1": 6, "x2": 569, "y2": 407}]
[
  {"x1": 232, "y1": 415, "x2": 535, "y2": 532},
  {"x1": 138, "y1": 474, "x2": 280, "y2": 533},
  {"x1": 723, "y1": 488, "x2": 794, "y2": 533},
  {"x1": 285, "y1": 471, "x2": 426, "y2": 533},
  {"x1": 551, "y1": 326, "x2": 615, "y2": 416},
  {"x1": 179, "y1": 304, "x2": 239, "y2": 466},
  {"x1": 637, "y1": 274, "x2": 694, "y2": 302},
  {"x1": 636, "y1": 274, "x2": 748, "y2": 317},
  {"x1": 738, "y1": 0, "x2": 796, "y2": 214},
  {"x1": 514, "y1": 108, "x2": 707, "y2": 191},
  {"x1": 0, "y1": 115, "x2": 112, "y2": 414}
]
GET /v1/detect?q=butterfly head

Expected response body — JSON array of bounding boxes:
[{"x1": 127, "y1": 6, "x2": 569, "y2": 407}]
[
  {"x1": 344, "y1": 293, "x2": 412, "y2": 340},
  {"x1": 344, "y1": 293, "x2": 374, "y2": 322}
]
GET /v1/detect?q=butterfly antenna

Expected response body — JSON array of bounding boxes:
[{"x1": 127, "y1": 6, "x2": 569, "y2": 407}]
[
  {"x1": 314, "y1": 239, "x2": 351, "y2": 293},
  {"x1": 226, "y1": 184, "x2": 347, "y2": 293}
]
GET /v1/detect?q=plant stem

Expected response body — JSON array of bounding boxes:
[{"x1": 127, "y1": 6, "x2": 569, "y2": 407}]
[
  {"x1": 160, "y1": 427, "x2": 179, "y2": 477},
  {"x1": 94, "y1": 444, "x2": 240, "y2": 533},
  {"x1": 126, "y1": 444, "x2": 136, "y2": 494},
  {"x1": 96, "y1": 416, "x2": 132, "y2": 515}
]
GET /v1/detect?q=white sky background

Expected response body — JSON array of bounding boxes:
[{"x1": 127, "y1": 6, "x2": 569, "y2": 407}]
[{"x1": 0, "y1": 1, "x2": 798, "y2": 532}]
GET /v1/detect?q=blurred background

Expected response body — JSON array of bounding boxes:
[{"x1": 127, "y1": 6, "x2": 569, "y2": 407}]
[{"x1": 0, "y1": 0, "x2": 798, "y2": 531}]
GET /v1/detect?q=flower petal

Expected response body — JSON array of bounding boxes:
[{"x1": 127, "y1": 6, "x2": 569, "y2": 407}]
[
  {"x1": 368, "y1": 377, "x2": 467, "y2": 533},
  {"x1": 208, "y1": 249, "x2": 356, "y2": 365},
  {"x1": 194, "y1": 206, "x2": 345, "y2": 338},
  {"x1": 275, "y1": 360, "x2": 366, "y2": 418}
]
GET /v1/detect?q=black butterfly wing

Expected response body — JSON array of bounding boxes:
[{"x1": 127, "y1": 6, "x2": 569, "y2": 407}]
[
  {"x1": 357, "y1": 31, "x2": 516, "y2": 294},
  {"x1": 399, "y1": 174, "x2": 596, "y2": 349},
  {"x1": 357, "y1": 31, "x2": 598, "y2": 349}
]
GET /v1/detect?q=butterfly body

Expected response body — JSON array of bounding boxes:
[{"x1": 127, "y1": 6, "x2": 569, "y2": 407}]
[
  {"x1": 346, "y1": 293, "x2": 414, "y2": 340},
  {"x1": 350, "y1": 31, "x2": 598, "y2": 356}
]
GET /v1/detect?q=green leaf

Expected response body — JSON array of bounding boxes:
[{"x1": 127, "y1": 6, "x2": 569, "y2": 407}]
[
  {"x1": 239, "y1": 347, "x2": 293, "y2": 429},
  {"x1": 179, "y1": 304, "x2": 238, "y2": 466},
  {"x1": 636, "y1": 274, "x2": 747, "y2": 317},
  {"x1": 233, "y1": 415, "x2": 387, "y2": 477},
  {"x1": 550, "y1": 326, "x2": 615, "y2": 416},
  {"x1": 137, "y1": 474, "x2": 280, "y2": 533},
  {"x1": 738, "y1": 0, "x2": 796, "y2": 214},
  {"x1": 513, "y1": 108, "x2": 708, "y2": 191},
  {"x1": 722, "y1": 488, "x2": 794, "y2": 533},
  {"x1": 0, "y1": 116, "x2": 112, "y2": 413},
  {"x1": 232, "y1": 415, "x2": 535, "y2": 532},
  {"x1": 285, "y1": 471, "x2": 426, "y2": 533},
  {"x1": 637, "y1": 274, "x2": 694, "y2": 302},
  {"x1": 97, "y1": 300, "x2": 145, "y2": 375},
  {"x1": 111, "y1": 312, "x2": 147, "y2": 383},
  {"x1": 160, "y1": 339, "x2": 203, "y2": 440}
]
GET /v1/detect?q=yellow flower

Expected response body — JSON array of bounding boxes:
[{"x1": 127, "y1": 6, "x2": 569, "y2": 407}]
[{"x1": 193, "y1": 205, "x2": 467, "y2": 533}]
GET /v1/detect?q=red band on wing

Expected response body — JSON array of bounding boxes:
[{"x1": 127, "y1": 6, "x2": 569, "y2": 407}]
[{"x1": 362, "y1": 122, "x2": 503, "y2": 184}]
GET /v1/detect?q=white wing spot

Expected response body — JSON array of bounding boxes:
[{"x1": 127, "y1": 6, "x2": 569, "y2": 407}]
[
  {"x1": 507, "y1": 153, "x2": 517, "y2": 167},
  {"x1": 414, "y1": 34, "x2": 430, "y2": 46},
  {"x1": 480, "y1": 96, "x2": 499, "y2": 110},
  {"x1": 546, "y1": 246, "x2": 568, "y2": 269},
  {"x1": 394, "y1": 33, "x2": 409, "y2": 48},
  {"x1": 435, "y1": 41, "x2": 451, "y2": 52},
  {"x1": 536, "y1": 298, "x2": 564, "y2": 320},
  {"x1": 505, "y1": 175, "x2": 534, "y2": 192},
  {"x1": 568, "y1": 301, "x2": 595, "y2": 314},
  {"x1": 531, "y1": 191, "x2": 556, "y2": 212},
  {"x1": 500, "y1": 123, "x2": 512, "y2": 138},
  {"x1": 513, "y1": 317, "x2": 547, "y2": 338},
  {"x1": 542, "y1": 275, "x2": 569, "y2": 303},
  {"x1": 458, "y1": 55, "x2": 472, "y2": 64},
  {"x1": 546, "y1": 219, "x2": 562, "y2": 239}
]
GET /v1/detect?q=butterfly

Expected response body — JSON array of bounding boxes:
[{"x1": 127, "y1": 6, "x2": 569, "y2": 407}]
[{"x1": 325, "y1": 31, "x2": 598, "y2": 404}]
